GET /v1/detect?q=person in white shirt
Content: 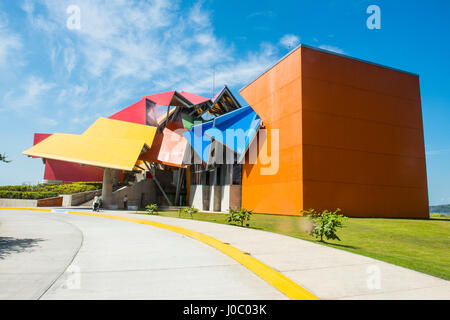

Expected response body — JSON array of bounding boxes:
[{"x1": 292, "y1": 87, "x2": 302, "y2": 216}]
[{"x1": 93, "y1": 195, "x2": 100, "y2": 212}]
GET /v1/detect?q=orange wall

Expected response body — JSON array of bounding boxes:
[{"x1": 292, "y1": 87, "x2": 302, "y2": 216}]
[
  {"x1": 301, "y1": 47, "x2": 428, "y2": 218},
  {"x1": 240, "y1": 49, "x2": 303, "y2": 215},
  {"x1": 240, "y1": 45, "x2": 428, "y2": 218}
]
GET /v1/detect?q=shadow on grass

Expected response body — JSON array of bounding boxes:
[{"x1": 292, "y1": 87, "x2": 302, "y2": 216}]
[
  {"x1": 0, "y1": 237, "x2": 45, "y2": 260},
  {"x1": 429, "y1": 217, "x2": 450, "y2": 222},
  {"x1": 318, "y1": 240, "x2": 359, "y2": 250}
]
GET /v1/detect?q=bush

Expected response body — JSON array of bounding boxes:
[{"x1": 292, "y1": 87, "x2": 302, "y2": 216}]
[
  {"x1": 145, "y1": 204, "x2": 159, "y2": 215},
  {"x1": 0, "y1": 186, "x2": 33, "y2": 192},
  {"x1": 0, "y1": 190, "x2": 58, "y2": 200},
  {"x1": 180, "y1": 207, "x2": 199, "y2": 219},
  {"x1": 226, "y1": 208, "x2": 252, "y2": 227},
  {"x1": 72, "y1": 182, "x2": 102, "y2": 189},
  {"x1": 0, "y1": 182, "x2": 102, "y2": 199},
  {"x1": 0, "y1": 182, "x2": 101, "y2": 196},
  {"x1": 40, "y1": 183, "x2": 97, "y2": 194},
  {"x1": 301, "y1": 208, "x2": 347, "y2": 242}
]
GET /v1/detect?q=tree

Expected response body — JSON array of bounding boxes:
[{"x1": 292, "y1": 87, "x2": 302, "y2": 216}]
[{"x1": 0, "y1": 153, "x2": 11, "y2": 163}]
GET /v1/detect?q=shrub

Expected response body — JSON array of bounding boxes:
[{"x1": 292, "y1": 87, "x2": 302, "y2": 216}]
[
  {"x1": 0, "y1": 190, "x2": 58, "y2": 200},
  {"x1": 0, "y1": 186, "x2": 32, "y2": 192},
  {"x1": 0, "y1": 182, "x2": 100, "y2": 195},
  {"x1": 181, "y1": 207, "x2": 199, "y2": 219},
  {"x1": 226, "y1": 208, "x2": 253, "y2": 227},
  {"x1": 301, "y1": 208, "x2": 347, "y2": 242},
  {"x1": 145, "y1": 204, "x2": 159, "y2": 215},
  {"x1": 72, "y1": 182, "x2": 102, "y2": 189}
]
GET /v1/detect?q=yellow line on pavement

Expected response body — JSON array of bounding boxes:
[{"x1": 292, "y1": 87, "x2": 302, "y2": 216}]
[
  {"x1": 66, "y1": 211, "x2": 318, "y2": 300},
  {"x1": 0, "y1": 207, "x2": 318, "y2": 300},
  {"x1": 0, "y1": 207, "x2": 52, "y2": 212}
]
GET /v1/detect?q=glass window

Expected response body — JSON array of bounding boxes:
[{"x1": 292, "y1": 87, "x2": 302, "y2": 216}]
[{"x1": 232, "y1": 164, "x2": 242, "y2": 185}]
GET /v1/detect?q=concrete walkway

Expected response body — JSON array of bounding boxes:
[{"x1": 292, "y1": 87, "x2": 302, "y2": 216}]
[
  {"x1": 0, "y1": 211, "x2": 82, "y2": 299},
  {"x1": 90, "y1": 210, "x2": 450, "y2": 300},
  {"x1": 0, "y1": 210, "x2": 285, "y2": 300},
  {"x1": 1, "y1": 209, "x2": 449, "y2": 299}
]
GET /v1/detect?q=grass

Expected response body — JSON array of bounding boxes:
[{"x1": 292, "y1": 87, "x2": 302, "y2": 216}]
[{"x1": 136, "y1": 210, "x2": 450, "y2": 280}]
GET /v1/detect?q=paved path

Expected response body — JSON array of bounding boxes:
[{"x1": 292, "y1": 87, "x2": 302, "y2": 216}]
[
  {"x1": 0, "y1": 211, "x2": 82, "y2": 299},
  {"x1": 0, "y1": 210, "x2": 285, "y2": 300},
  {"x1": 1, "y1": 209, "x2": 449, "y2": 299}
]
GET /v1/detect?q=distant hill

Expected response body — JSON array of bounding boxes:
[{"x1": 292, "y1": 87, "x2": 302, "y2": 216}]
[{"x1": 429, "y1": 204, "x2": 450, "y2": 213}]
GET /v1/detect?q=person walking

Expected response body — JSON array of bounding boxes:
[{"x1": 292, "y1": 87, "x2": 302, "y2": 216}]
[
  {"x1": 93, "y1": 195, "x2": 99, "y2": 212},
  {"x1": 123, "y1": 195, "x2": 128, "y2": 210},
  {"x1": 98, "y1": 196, "x2": 103, "y2": 212}
]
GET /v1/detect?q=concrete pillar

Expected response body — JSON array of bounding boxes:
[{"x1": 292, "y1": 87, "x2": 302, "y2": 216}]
[
  {"x1": 112, "y1": 170, "x2": 119, "y2": 187},
  {"x1": 102, "y1": 168, "x2": 113, "y2": 208},
  {"x1": 174, "y1": 168, "x2": 184, "y2": 206}
]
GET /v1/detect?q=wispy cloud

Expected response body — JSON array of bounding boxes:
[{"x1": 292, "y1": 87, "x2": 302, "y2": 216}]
[
  {"x1": 2, "y1": 76, "x2": 54, "y2": 112},
  {"x1": 15, "y1": 0, "x2": 278, "y2": 120},
  {"x1": 36, "y1": 116, "x2": 58, "y2": 127},
  {"x1": 246, "y1": 10, "x2": 277, "y2": 19},
  {"x1": 318, "y1": 44, "x2": 345, "y2": 54},
  {"x1": 279, "y1": 34, "x2": 300, "y2": 50},
  {"x1": 0, "y1": 12, "x2": 23, "y2": 68}
]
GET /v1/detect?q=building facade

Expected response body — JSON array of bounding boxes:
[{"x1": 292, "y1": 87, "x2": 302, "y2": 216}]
[
  {"x1": 27, "y1": 45, "x2": 429, "y2": 218},
  {"x1": 239, "y1": 45, "x2": 428, "y2": 218}
]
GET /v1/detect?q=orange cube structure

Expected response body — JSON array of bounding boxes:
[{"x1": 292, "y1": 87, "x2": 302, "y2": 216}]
[{"x1": 240, "y1": 45, "x2": 428, "y2": 218}]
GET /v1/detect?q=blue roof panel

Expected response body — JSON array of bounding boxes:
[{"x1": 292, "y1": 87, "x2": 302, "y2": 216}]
[{"x1": 183, "y1": 106, "x2": 262, "y2": 164}]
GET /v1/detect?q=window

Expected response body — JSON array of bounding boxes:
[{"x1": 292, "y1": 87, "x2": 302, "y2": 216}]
[
  {"x1": 232, "y1": 164, "x2": 242, "y2": 185},
  {"x1": 191, "y1": 164, "x2": 205, "y2": 185}
]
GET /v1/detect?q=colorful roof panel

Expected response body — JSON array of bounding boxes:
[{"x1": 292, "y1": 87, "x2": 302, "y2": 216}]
[
  {"x1": 140, "y1": 122, "x2": 188, "y2": 168},
  {"x1": 23, "y1": 133, "x2": 148, "y2": 171},
  {"x1": 183, "y1": 106, "x2": 261, "y2": 164}
]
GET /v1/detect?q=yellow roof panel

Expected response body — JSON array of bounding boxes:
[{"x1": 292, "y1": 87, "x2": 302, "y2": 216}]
[
  {"x1": 83, "y1": 117, "x2": 157, "y2": 147},
  {"x1": 23, "y1": 133, "x2": 146, "y2": 171}
]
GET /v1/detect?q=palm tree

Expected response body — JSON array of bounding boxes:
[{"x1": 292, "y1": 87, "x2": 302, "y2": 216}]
[{"x1": 0, "y1": 153, "x2": 11, "y2": 163}]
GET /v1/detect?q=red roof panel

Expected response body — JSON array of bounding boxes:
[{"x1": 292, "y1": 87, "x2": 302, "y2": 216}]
[
  {"x1": 109, "y1": 98, "x2": 147, "y2": 125},
  {"x1": 143, "y1": 91, "x2": 176, "y2": 106},
  {"x1": 180, "y1": 91, "x2": 210, "y2": 104}
]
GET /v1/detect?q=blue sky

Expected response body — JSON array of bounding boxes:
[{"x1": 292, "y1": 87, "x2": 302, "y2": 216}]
[{"x1": 0, "y1": 0, "x2": 449, "y2": 205}]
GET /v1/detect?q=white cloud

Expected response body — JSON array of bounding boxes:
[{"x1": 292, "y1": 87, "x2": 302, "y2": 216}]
[
  {"x1": 279, "y1": 34, "x2": 300, "y2": 50},
  {"x1": 21, "y1": 0, "x2": 57, "y2": 32},
  {"x1": 2, "y1": 76, "x2": 54, "y2": 111},
  {"x1": 318, "y1": 45, "x2": 345, "y2": 54},
  {"x1": 0, "y1": 13, "x2": 23, "y2": 68},
  {"x1": 189, "y1": 1, "x2": 210, "y2": 27},
  {"x1": 246, "y1": 11, "x2": 276, "y2": 19},
  {"x1": 64, "y1": 47, "x2": 77, "y2": 74},
  {"x1": 37, "y1": 116, "x2": 58, "y2": 127},
  {"x1": 15, "y1": 0, "x2": 279, "y2": 126}
]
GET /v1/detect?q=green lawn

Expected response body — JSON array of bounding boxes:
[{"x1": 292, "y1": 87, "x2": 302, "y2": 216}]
[{"x1": 135, "y1": 210, "x2": 450, "y2": 280}]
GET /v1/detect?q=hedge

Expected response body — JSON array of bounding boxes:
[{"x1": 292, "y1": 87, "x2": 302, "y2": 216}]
[
  {"x1": 0, "y1": 191, "x2": 59, "y2": 200},
  {"x1": 0, "y1": 182, "x2": 102, "y2": 199}
]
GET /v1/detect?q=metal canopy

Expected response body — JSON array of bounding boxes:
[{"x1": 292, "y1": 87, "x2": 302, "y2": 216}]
[
  {"x1": 24, "y1": 118, "x2": 158, "y2": 171},
  {"x1": 83, "y1": 117, "x2": 157, "y2": 147},
  {"x1": 23, "y1": 133, "x2": 149, "y2": 171}
]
